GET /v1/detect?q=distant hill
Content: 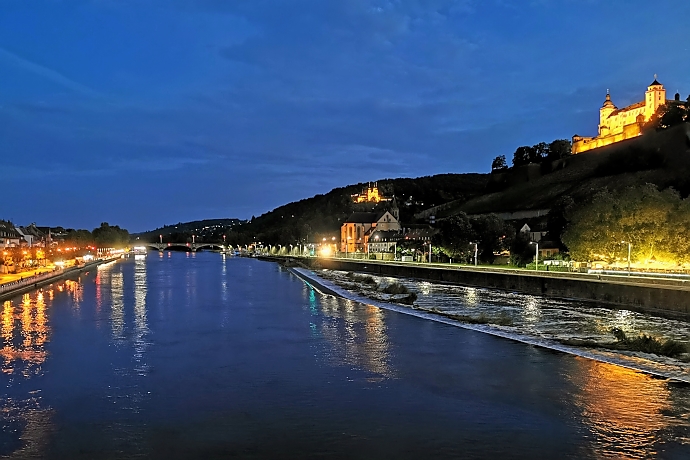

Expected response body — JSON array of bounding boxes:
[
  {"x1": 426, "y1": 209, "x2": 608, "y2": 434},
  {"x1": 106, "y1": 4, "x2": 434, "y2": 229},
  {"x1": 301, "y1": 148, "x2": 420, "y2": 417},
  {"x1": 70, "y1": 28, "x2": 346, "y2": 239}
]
[
  {"x1": 136, "y1": 123, "x2": 690, "y2": 247},
  {"x1": 137, "y1": 173, "x2": 488, "y2": 245},
  {"x1": 134, "y1": 218, "x2": 243, "y2": 241}
]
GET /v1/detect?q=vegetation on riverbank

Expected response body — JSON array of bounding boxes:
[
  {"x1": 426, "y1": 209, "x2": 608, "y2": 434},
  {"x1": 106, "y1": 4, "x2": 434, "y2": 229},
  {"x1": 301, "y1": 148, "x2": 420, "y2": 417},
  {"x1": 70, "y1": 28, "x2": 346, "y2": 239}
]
[{"x1": 558, "y1": 328, "x2": 687, "y2": 358}]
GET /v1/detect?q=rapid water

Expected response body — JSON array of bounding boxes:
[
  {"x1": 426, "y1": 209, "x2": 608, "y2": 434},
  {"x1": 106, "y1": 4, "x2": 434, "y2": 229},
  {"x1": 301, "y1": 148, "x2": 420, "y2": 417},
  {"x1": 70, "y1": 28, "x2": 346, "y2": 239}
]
[
  {"x1": 1, "y1": 253, "x2": 690, "y2": 458},
  {"x1": 313, "y1": 269, "x2": 690, "y2": 382}
]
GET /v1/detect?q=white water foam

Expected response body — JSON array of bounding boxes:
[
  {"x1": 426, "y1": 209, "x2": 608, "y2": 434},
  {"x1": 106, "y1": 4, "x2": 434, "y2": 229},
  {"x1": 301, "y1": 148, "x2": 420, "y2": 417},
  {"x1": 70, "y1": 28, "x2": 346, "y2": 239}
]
[{"x1": 291, "y1": 267, "x2": 690, "y2": 383}]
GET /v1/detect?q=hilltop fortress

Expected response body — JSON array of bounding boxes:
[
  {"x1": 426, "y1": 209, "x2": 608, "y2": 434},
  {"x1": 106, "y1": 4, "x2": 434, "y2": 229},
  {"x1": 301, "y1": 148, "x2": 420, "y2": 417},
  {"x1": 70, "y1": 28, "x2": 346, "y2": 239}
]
[{"x1": 572, "y1": 77, "x2": 685, "y2": 154}]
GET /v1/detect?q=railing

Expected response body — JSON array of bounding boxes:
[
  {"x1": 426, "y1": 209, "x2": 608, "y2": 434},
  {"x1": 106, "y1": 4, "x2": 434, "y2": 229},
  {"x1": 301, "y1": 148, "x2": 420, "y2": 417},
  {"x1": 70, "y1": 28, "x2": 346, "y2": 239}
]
[
  {"x1": 0, "y1": 268, "x2": 65, "y2": 294},
  {"x1": 0, "y1": 255, "x2": 120, "y2": 296}
]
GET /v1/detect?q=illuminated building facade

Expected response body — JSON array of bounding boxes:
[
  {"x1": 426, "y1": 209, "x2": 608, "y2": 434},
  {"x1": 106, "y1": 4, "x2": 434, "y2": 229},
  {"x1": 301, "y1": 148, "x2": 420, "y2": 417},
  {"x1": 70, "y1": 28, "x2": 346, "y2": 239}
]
[
  {"x1": 341, "y1": 211, "x2": 400, "y2": 253},
  {"x1": 572, "y1": 77, "x2": 684, "y2": 154},
  {"x1": 352, "y1": 183, "x2": 390, "y2": 203}
]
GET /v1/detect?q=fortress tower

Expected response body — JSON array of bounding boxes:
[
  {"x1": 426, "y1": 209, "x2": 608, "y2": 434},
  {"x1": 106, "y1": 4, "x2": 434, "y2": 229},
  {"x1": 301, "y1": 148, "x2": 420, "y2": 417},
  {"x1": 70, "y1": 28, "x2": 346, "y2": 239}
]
[{"x1": 573, "y1": 76, "x2": 682, "y2": 154}]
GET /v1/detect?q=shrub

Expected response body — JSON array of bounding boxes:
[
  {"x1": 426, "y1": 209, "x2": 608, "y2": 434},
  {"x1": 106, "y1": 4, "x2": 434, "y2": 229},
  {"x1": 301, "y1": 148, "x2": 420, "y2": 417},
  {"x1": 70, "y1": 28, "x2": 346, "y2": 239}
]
[
  {"x1": 397, "y1": 293, "x2": 418, "y2": 305},
  {"x1": 611, "y1": 327, "x2": 687, "y2": 357},
  {"x1": 381, "y1": 282, "x2": 410, "y2": 295},
  {"x1": 346, "y1": 272, "x2": 377, "y2": 285}
]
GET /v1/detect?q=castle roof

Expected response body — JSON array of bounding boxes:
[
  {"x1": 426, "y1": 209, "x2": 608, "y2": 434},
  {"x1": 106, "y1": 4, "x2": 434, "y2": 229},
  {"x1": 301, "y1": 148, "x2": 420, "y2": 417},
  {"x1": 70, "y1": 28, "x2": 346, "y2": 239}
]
[
  {"x1": 609, "y1": 101, "x2": 645, "y2": 117},
  {"x1": 650, "y1": 78, "x2": 662, "y2": 86}
]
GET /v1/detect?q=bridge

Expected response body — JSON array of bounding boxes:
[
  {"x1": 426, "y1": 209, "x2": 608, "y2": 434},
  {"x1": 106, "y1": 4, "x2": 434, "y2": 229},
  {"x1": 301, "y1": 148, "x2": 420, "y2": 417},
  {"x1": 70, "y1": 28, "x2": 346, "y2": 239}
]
[{"x1": 144, "y1": 242, "x2": 227, "y2": 252}]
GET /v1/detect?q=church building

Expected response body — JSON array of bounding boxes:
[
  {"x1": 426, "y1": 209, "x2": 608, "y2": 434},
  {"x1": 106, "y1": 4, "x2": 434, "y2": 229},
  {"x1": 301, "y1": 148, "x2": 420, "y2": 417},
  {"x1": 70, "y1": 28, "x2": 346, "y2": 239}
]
[{"x1": 572, "y1": 77, "x2": 684, "y2": 154}]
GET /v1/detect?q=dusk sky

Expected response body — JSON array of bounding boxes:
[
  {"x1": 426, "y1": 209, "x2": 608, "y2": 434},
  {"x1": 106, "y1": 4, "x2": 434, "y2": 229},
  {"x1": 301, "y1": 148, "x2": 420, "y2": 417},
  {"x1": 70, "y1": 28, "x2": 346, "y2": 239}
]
[{"x1": 2, "y1": 0, "x2": 689, "y2": 232}]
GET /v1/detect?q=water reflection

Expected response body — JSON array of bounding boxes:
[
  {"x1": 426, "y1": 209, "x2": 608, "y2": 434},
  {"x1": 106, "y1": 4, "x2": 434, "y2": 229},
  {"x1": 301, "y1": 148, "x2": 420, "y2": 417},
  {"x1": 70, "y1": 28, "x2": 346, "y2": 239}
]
[
  {"x1": 111, "y1": 271, "x2": 124, "y2": 340},
  {"x1": 318, "y1": 295, "x2": 393, "y2": 378},
  {"x1": 132, "y1": 256, "x2": 149, "y2": 375},
  {"x1": 1, "y1": 291, "x2": 49, "y2": 376},
  {"x1": 570, "y1": 359, "x2": 679, "y2": 458}
]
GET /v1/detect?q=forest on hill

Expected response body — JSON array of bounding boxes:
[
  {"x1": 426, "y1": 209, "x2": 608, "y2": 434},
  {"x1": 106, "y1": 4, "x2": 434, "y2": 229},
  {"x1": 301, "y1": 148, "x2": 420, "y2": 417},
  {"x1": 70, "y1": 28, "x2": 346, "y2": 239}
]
[
  {"x1": 139, "y1": 122, "x2": 690, "y2": 257},
  {"x1": 139, "y1": 173, "x2": 488, "y2": 245}
]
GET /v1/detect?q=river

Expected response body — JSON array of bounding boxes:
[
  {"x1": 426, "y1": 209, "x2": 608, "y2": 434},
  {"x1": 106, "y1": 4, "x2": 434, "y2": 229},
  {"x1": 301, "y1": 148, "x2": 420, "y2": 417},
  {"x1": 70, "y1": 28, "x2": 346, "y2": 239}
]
[{"x1": 1, "y1": 252, "x2": 689, "y2": 459}]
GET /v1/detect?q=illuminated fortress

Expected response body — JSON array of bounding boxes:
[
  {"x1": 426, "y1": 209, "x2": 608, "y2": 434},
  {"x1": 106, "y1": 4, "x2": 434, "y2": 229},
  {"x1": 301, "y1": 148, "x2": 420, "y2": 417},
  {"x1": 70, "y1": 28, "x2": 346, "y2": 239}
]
[{"x1": 572, "y1": 76, "x2": 683, "y2": 154}]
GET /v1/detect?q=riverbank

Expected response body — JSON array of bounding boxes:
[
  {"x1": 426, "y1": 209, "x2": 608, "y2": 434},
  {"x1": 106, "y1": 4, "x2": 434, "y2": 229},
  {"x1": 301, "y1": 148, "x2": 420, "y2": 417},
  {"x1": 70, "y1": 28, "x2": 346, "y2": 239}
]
[
  {"x1": 263, "y1": 256, "x2": 690, "y2": 319},
  {"x1": 0, "y1": 256, "x2": 121, "y2": 301}
]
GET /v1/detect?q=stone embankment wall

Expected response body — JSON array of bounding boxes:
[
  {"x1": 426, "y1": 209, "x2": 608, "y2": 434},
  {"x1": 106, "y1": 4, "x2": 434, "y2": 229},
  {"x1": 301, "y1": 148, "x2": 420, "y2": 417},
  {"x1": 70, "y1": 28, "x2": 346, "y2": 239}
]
[
  {"x1": 0, "y1": 257, "x2": 118, "y2": 301},
  {"x1": 272, "y1": 257, "x2": 690, "y2": 318}
]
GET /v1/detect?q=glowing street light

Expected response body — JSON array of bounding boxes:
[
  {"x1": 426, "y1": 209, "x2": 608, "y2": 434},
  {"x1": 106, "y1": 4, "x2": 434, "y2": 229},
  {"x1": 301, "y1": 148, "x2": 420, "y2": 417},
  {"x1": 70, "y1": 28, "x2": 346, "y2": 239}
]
[
  {"x1": 346, "y1": 236, "x2": 352, "y2": 258},
  {"x1": 530, "y1": 241, "x2": 539, "y2": 271},
  {"x1": 469, "y1": 242, "x2": 478, "y2": 267},
  {"x1": 621, "y1": 240, "x2": 632, "y2": 274}
]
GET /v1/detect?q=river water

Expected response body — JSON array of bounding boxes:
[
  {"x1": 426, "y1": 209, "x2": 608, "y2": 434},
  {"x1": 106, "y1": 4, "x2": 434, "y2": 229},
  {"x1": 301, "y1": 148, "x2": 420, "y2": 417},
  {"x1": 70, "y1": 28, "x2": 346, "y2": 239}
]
[{"x1": 1, "y1": 253, "x2": 690, "y2": 459}]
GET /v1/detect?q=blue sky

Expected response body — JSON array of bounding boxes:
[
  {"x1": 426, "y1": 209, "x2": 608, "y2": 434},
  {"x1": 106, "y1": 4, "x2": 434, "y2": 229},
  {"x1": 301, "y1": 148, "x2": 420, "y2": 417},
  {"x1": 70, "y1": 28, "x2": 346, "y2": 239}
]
[{"x1": 1, "y1": 0, "x2": 689, "y2": 232}]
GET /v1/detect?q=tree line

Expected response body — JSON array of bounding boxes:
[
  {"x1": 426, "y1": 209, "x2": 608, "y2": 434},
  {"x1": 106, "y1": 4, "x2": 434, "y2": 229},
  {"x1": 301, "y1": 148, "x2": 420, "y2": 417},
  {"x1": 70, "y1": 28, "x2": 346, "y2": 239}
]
[
  {"x1": 491, "y1": 139, "x2": 572, "y2": 172},
  {"x1": 64, "y1": 222, "x2": 130, "y2": 248},
  {"x1": 562, "y1": 184, "x2": 690, "y2": 265},
  {"x1": 647, "y1": 95, "x2": 690, "y2": 130}
]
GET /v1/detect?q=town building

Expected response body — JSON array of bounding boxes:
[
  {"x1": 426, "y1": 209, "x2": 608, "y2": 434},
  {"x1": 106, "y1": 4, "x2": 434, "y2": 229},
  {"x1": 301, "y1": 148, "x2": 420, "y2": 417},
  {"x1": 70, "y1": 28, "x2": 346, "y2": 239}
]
[
  {"x1": 16, "y1": 224, "x2": 45, "y2": 247},
  {"x1": 572, "y1": 77, "x2": 686, "y2": 154},
  {"x1": 0, "y1": 221, "x2": 22, "y2": 249},
  {"x1": 341, "y1": 211, "x2": 401, "y2": 253},
  {"x1": 367, "y1": 229, "x2": 402, "y2": 253}
]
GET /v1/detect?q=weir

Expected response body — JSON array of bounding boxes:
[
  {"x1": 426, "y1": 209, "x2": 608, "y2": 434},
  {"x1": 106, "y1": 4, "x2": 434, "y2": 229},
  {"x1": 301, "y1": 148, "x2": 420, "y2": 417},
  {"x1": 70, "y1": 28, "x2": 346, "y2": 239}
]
[{"x1": 263, "y1": 256, "x2": 690, "y2": 318}]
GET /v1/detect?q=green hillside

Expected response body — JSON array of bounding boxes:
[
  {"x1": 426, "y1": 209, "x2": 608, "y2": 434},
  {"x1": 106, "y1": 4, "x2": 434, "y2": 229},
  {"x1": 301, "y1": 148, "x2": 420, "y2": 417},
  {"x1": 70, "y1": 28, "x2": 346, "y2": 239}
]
[
  {"x1": 138, "y1": 123, "x2": 690, "y2": 248},
  {"x1": 440, "y1": 123, "x2": 690, "y2": 218}
]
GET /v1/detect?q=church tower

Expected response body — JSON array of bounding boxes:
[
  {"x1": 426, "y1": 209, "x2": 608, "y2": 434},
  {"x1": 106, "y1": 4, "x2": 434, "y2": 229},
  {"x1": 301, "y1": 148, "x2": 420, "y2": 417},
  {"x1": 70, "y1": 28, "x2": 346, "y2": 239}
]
[
  {"x1": 644, "y1": 76, "x2": 666, "y2": 121},
  {"x1": 598, "y1": 92, "x2": 616, "y2": 135}
]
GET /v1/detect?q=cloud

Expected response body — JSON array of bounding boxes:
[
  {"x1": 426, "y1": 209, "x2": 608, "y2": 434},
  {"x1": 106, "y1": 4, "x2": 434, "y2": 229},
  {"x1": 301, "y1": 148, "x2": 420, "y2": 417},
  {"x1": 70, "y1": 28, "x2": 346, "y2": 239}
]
[{"x1": 0, "y1": 46, "x2": 102, "y2": 98}]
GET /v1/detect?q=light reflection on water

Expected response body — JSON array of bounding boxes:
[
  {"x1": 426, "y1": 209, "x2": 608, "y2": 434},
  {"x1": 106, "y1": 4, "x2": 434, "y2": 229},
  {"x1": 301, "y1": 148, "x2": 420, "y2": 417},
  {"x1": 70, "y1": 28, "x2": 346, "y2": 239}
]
[
  {"x1": 317, "y1": 295, "x2": 393, "y2": 378},
  {"x1": 110, "y1": 270, "x2": 125, "y2": 340},
  {"x1": 1, "y1": 257, "x2": 689, "y2": 458},
  {"x1": 351, "y1": 272, "x2": 690, "y2": 347},
  {"x1": 570, "y1": 359, "x2": 675, "y2": 458}
]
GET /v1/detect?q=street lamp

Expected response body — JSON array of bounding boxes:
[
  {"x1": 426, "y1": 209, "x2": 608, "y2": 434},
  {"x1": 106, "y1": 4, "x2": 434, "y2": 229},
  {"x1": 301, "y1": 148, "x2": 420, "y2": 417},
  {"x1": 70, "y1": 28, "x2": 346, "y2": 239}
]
[
  {"x1": 621, "y1": 240, "x2": 632, "y2": 274},
  {"x1": 346, "y1": 236, "x2": 352, "y2": 258},
  {"x1": 159, "y1": 234, "x2": 163, "y2": 244},
  {"x1": 192, "y1": 234, "x2": 196, "y2": 244},
  {"x1": 469, "y1": 242, "x2": 478, "y2": 267},
  {"x1": 428, "y1": 242, "x2": 432, "y2": 263},
  {"x1": 530, "y1": 241, "x2": 539, "y2": 271}
]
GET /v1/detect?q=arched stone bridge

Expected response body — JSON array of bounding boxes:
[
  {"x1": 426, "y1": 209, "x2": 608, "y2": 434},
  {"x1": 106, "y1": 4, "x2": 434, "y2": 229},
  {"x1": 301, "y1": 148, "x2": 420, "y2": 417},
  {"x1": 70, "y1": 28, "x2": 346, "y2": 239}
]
[{"x1": 144, "y1": 242, "x2": 227, "y2": 252}]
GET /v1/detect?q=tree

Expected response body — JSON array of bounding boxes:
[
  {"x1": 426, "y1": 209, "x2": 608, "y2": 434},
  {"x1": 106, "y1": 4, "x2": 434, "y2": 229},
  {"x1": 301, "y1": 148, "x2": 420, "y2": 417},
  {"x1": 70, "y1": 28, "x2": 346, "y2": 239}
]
[
  {"x1": 547, "y1": 139, "x2": 572, "y2": 160},
  {"x1": 546, "y1": 195, "x2": 575, "y2": 250},
  {"x1": 532, "y1": 142, "x2": 549, "y2": 163},
  {"x1": 64, "y1": 229, "x2": 94, "y2": 247},
  {"x1": 512, "y1": 146, "x2": 536, "y2": 167},
  {"x1": 510, "y1": 233, "x2": 535, "y2": 267},
  {"x1": 491, "y1": 155, "x2": 508, "y2": 172},
  {"x1": 471, "y1": 214, "x2": 514, "y2": 263},
  {"x1": 433, "y1": 213, "x2": 474, "y2": 260},
  {"x1": 92, "y1": 222, "x2": 130, "y2": 248},
  {"x1": 562, "y1": 185, "x2": 682, "y2": 263},
  {"x1": 658, "y1": 103, "x2": 687, "y2": 128}
]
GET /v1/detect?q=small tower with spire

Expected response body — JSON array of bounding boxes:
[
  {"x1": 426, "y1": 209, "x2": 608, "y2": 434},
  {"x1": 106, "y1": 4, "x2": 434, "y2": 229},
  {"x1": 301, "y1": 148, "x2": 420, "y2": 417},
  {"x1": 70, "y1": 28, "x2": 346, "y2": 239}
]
[
  {"x1": 644, "y1": 74, "x2": 666, "y2": 120},
  {"x1": 599, "y1": 90, "x2": 617, "y2": 135}
]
